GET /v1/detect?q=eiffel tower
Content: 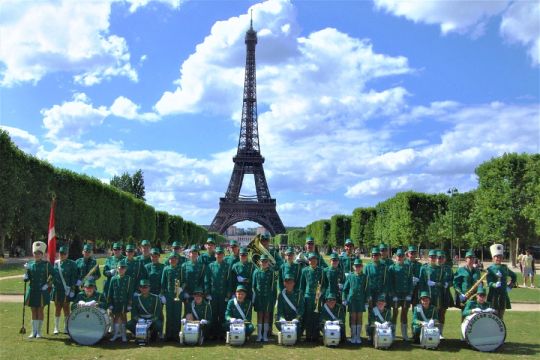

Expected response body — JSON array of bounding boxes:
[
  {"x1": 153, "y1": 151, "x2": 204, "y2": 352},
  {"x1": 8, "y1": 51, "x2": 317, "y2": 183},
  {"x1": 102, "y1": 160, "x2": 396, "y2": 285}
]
[{"x1": 208, "y1": 18, "x2": 285, "y2": 236}]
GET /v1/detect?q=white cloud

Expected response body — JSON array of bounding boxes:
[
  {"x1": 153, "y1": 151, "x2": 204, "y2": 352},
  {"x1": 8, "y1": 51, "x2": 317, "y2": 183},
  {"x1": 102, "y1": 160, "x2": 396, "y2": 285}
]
[
  {"x1": 110, "y1": 96, "x2": 160, "y2": 122},
  {"x1": 500, "y1": 1, "x2": 540, "y2": 65},
  {"x1": 0, "y1": 125, "x2": 40, "y2": 153}
]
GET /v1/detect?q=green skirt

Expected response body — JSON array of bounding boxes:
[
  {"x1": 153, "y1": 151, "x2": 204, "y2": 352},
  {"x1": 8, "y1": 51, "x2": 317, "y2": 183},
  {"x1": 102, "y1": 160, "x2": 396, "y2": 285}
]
[{"x1": 25, "y1": 287, "x2": 50, "y2": 307}]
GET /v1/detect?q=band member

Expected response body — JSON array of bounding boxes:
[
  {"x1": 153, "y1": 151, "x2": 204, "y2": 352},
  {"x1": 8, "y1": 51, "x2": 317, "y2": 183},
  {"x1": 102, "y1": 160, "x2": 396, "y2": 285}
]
[
  {"x1": 224, "y1": 285, "x2": 254, "y2": 338},
  {"x1": 389, "y1": 249, "x2": 413, "y2": 341},
  {"x1": 207, "y1": 246, "x2": 232, "y2": 340},
  {"x1": 108, "y1": 259, "x2": 134, "y2": 342},
  {"x1": 252, "y1": 254, "x2": 277, "y2": 342},
  {"x1": 319, "y1": 293, "x2": 346, "y2": 341},
  {"x1": 342, "y1": 258, "x2": 367, "y2": 344},
  {"x1": 487, "y1": 244, "x2": 517, "y2": 320},
  {"x1": 276, "y1": 272, "x2": 304, "y2": 338},
  {"x1": 339, "y1": 239, "x2": 358, "y2": 276},
  {"x1": 71, "y1": 279, "x2": 107, "y2": 310},
  {"x1": 199, "y1": 237, "x2": 217, "y2": 265},
  {"x1": 302, "y1": 236, "x2": 327, "y2": 268},
  {"x1": 183, "y1": 288, "x2": 212, "y2": 340},
  {"x1": 404, "y1": 246, "x2": 422, "y2": 306},
  {"x1": 161, "y1": 253, "x2": 182, "y2": 341},
  {"x1": 125, "y1": 244, "x2": 147, "y2": 294},
  {"x1": 260, "y1": 234, "x2": 283, "y2": 271},
  {"x1": 364, "y1": 246, "x2": 389, "y2": 338},
  {"x1": 23, "y1": 241, "x2": 54, "y2": 338},
  {"x1": 412, "y1": 291, "x2": 439, "y2": 344},
  {"x1": 136, "y1": 240, "x2": 152, "y2": 265},
  {"x1": 181, "y1": 245, "x2": 208, "y2": 305},
  {"x1": 279, "y1": 247, "x2": 302, "y2": 291},
  {"x1": 367, "y1": 295, "x2": 393, "y2": 342},
  {"x1": 75, "y1": 244, "x2": 101, "y2": 291},
  {"x1": 419, "y1": 250, "x2": 443, "y2": 310},
  {"x1": 166, "y1": 241, "x2": 187, "y2": 266},
  {"x1": 453, "y1": 250, "x2": 482, "y2": 310},
  {"x1": 300, "y1": 252, "x2": 323, "y2": 342},
  {"x1": 127, "y1": 279, "x2": 163, "y2": 341},
  {"x1": 379, "y1": 243, "x2": 394, "y2": 267},
  {"x1": 231, "y1": 247, "x2": 256, "y2": 301},
  {"x1": 462, "y1": 286, "x2": 495, "y2": 317},
  {"x1": 103, "y1": 242, "x2": 125, "y2": 297},
  {"x1": 321, "y1": 253, "x2": 345, "y2": 304},
  {"x1": 52, "y1": 246, "x2": 78, "y2": 334},
  {"x1": 225, "y1": 240, "x2": 240, "y2": 267},
  {"x1": 436, "y1": 251, "x2": 454, "y2": 338},
  {"x1": 145, "y1": 248, "x2": 165, "y2": 296}
]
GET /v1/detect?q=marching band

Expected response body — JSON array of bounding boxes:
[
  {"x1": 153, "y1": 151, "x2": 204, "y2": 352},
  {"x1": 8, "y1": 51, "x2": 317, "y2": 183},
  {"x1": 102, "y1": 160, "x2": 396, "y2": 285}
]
[{"x1": 22, "y1": 235, "x2": 516, "y2": 352}]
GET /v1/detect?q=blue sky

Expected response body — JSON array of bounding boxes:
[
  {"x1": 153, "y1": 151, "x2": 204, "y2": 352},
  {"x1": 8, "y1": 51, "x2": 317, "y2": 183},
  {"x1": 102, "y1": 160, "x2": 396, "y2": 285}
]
[{"x1": 1, "y1": 0, "x2": 539, "y2": 228}]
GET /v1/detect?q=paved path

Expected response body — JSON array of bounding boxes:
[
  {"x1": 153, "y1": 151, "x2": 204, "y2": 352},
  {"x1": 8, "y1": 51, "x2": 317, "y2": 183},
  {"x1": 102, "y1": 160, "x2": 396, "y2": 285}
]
[{"x1": 0, "y1": 275, "x2": 22, "y2": 281}]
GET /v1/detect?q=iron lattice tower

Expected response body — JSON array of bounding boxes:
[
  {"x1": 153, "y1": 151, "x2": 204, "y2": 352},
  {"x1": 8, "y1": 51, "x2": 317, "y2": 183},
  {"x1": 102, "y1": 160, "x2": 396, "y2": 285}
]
[{"x1": 208, "y1": 18, "x2": 286, "y2": 235}]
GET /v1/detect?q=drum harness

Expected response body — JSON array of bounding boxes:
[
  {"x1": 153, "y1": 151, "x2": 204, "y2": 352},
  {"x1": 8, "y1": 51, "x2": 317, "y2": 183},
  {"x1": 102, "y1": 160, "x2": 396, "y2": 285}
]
[
  {"x1": 137, "y1": 294, "x2": 156, "y2": 320},
  {"x1": 323, "y1": 304, "x2": 338, "y2": 321},
  {"x1": 416, "y1": 304, "x2": 435, "y2": 324},
  {"x1": 190, "y1": 301, "x2": 209, "y2": 321},
  {"x1": 281, "y1": 289, "x2": 298, "y2": 316},
  {"x1": 55, "y1": 260, "x2": 70, "y2": 298},
  {"x1": 233, "y1": 298, "x2": 249, "y2": 321}
]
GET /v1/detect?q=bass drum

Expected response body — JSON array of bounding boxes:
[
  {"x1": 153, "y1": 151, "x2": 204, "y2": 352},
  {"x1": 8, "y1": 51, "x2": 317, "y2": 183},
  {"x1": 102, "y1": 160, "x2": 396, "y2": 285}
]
[
  {"x1": 68, "y1": 307, "x2": 110, "y2": 345},
  {"x1": 461, "y1": 312, "x2": 506, "y2": 352}
]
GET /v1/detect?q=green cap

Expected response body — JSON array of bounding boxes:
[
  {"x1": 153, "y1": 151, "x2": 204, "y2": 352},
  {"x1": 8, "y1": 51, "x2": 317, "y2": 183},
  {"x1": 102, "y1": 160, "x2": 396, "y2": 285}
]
[
  {"x1": 151, "y1": 247, "x2": 160, "y2": 255},
  {"x1": 59, "y1": 246, "x2": 68, "y2": 254},
  {"x1": 172, "y1": 241, "x2": 181, "y2": 248},
  {"x1": 326, "y1": 293, "x2": 337, "y2": 301},
  {"x1": 283, "y1": 272, "x2": 295, "y2": 281},
  {"x1": 83, "y1": 244, "x2": 93, "y2": 252},
  {"x1": 260, "y1": 254, "x2": 269, "y2": 261},
  {"x1": 379, "y1": 243, "x2": 388, "y2": 250},
  {"x1": 465, "y1": 250, "x2": 475, "y2": 258},
  {"x1": 193, "y1": 287, "x2": 204, "y2": 295},
  {"x1": 330, "y1": 253, "x2": 339, "y2": 260},
  {"x1": 141, "y1": 240, "x2": 151, "y2": 246},
  {"x1": 476, "y1": 286, "x2": 486, "y2": 295},
  {"x1": 83, "y1": 279, "x2": 96, "y2": 287},
  {"x1": 239, "y1": 247, "x2": 248, "y2": 255},
  {"x1": 168, "y1": 252, "x2": 179, "y2": 260},
  {"x1": 285, "y1": 247, "x2": 294, "y2": 255},
  {"x1": 118, "y1": 259, "x2": 128, "y2": 267},
  {"x1": 308, "y1": 252, "x2": 317, "y2": 260},
  {"x1": 206, "y1": 237, "x2": 215, "y2": 244},
  {"x1": 420, "y1": 291, "x2": 431, "y2": 299},
  {"x1": 189, "y1": 245, "x2": 199, "y2": 253},
  {"x1": 407, "y1": 245, "x2": 416, "y2": 253},
  {"x1": 428, "y1": 250, "x2": 437, "y2": 257},
  {"x1": 139, "y1": 279, "x2": 150, "y2": 287},
  {"x1": 371, "y1": 247, "x2": 380, "y2": 255},
  {"x1": 305, "y1": 236, "x2": 315, "y2": 244},
  {"x1": 437, "y1": 251, "x2": 446, "y2": 258},
  {"x1": 236, "y1": 285, "x2": 248, "y2": 293},
  {"x1": 215, "y1": 246, "x2": 224, "y2": 254},
  {"x1": 395, "y1": 249, "x2": 404, "y2": 256},
  {"x1": 112, "y1": 242, "x2": 122, "y2": 250},
  {"x1": 126, "y1": 244, "x2": 135, "y2": 251},
  {"x1": 261, "y1": 234, "x2": 270, "y2": 241},
  {"x1": 377, "y1": 294, "x2": 386, "y2": 302},
  {"x1": 229, "y1": 240, "x2": 238, "y2": 247},
  {"x1": 353, "y1": 258, "x2": 363, "y2": 266},
  {"x1": 344, "y1": 239, "x2": 353, "y2": 246}
]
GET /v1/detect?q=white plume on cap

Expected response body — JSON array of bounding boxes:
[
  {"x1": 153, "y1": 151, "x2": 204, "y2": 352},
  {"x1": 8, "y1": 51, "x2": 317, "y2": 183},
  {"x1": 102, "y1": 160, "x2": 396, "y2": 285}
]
[
  {"x1": 490, "y1": 243, "x2": 504, "y2": 257},
  {"x1": 32, "y1": 241, "x2": 47, "y2": 254}
]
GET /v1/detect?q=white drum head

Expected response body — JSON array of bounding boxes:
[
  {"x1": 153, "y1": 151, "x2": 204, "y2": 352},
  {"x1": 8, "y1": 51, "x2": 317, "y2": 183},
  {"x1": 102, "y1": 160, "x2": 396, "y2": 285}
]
[
  {"x1": 68, "y1": 307, "x2": 108, "y2": 345},
  {"x1": 463, "y1": 313, "x2": 506, "y2": 352}
]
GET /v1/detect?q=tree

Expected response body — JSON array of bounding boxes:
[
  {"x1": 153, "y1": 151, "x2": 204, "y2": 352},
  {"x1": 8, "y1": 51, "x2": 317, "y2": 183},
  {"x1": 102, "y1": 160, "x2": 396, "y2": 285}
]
[
  {"x1": 329, "y1": 215, "x2": 351, "y2": 249},
  {"x1": 350, "y1": 207, "x2": 376, "y2": 249},
  {"x1": 110, "y1": 169, "x2": 146, "y2": 201}
]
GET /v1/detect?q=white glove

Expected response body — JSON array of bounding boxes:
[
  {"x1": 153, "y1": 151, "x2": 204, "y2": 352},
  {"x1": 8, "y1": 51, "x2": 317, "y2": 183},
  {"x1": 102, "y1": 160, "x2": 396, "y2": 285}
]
[
  {"x1": 292, "y1": 319, "x2": 299, "y2": 324},
  {"x1": 471, "y1": 308, "x2": 481, "y2": 314},
  {"x1": 506, "y1": 286, "x2": 512, "y2": 292},
  {"x1": 342, "y1": 300, "x2": 348, "y2": 306},
  {"x1": 279, "y1": 318, "x2": 286, "y2": 324},
  {"x1": 127, "y1": 306, "x2": 132, "y2": 311},
  {"x1": 87, "y1": 300, "x2": 97, "y2": 307},
  {"x1": 160, "y1": 295, "x2": 166, "y2": 304},
  {"x1": 183, "y1": 292, "x2": 190, "y2": 300},
  {"x1": 338, "y1": 283, "x2": 344, "y2": 290},
  {"x1": 367, "y1": 296, "x2": 372, "y2": 301},
  {"x1": 427, "y1": 280, "x2": 436, "y2": 287},
  {"x1": 495, "y1": 281, "x2": 502, "y2": 288},
  {"x1": 23, "y1": 274, "x2": 29, "y2": 281},
  {"x1": 41, "y1": 284, "x2": 48, "y2": 291},
  {"x1": 229, "y1": 318, "x2": 236, "y2": 323},
  {"x1": 392, "y1": 296, "x2": 398, "y2": 302},
  {"x1": 237, "y1": 275, "x2": 246, "y2": 282},
  {"x1": 76, "y1": 280, "x2": 82, "y2": 287},
  {"x1": 109, "y1": 306, "x2": 113, "y2": 310},
  {"x1": 405, "y1": 295, "x2": 412, "y2": 301},
  {"x1": 110, "y1": 269, "x2": 116, "y2": 276},
  {"x1": 382, "y1": 321, "x2": 390, "y2": 329},
  {"x1": 69, "y1": 291, "x2": 75, "y2": 298},
  {"x1": 234, "y1": 319, "x2": 243, "y2": 324},
  {"x1": 459, "y1": 293, "x2": 467, "y2": 302},
  {"x1": 344, "y1": 272, "x2": 350, "y2": 278},
  {"x1": 87, "y1": 276, "x2": 94, "y2": 281},
  {"x1": 496, "y1": 271, "x2": 502, "y2": 278},
  {"x1": 412, "y1": 277, "x2": 419, "y2": 285},
  {"x1": 78, "y1": 301, "x2": 85, "y2": 306},
  {"x1": 427, "y1": 319, "x2": 435, "y2": 328},
  {"x1": 485, "y1": 308, "x2": 495, "y2": 313},
  {"x1": 375, "y1": 321, "x2": 382, "y2": 328},
  {"x1": 24, "y1": 262, "x2": 29, "y2": 269},
  {"x1": 444, "y1": 282, "x2": 448, "y2": 289},
  {"x1": 181, "y1": 319, "x2": 187, "y2": 325},
  {"x1": 200, "y1": 319, "x2": 208, "y2": 325},
  {"x1": 206, "y1": 295, "x2": 212, "y2": 301},
  {"x1": 365, "y1": 304, "x2": 369, "y2": 311},
  {"x1": 65, "y1": 286, "x2": 71, "y2": 293}
]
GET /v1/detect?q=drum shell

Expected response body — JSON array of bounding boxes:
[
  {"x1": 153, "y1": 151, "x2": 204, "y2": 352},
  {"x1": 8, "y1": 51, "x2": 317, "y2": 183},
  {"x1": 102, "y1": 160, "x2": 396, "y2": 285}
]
[
  {"x1": 461, "y1": 313, "x2": 506, "y2": 352},
  {"x1": 280, "y1": 323, "x2": 297, "y2": 346},
  {"x1": 323, "y1": 323, "x2": 341, "y2": 347},
  {"x1": 420, "y1": 326, "x2": 440, "y2": 349},
  {"x1": 229, "y1": 323, "x2": 246, "y2": 346},
  {"x1": 374, "y1": 327, "x2": 393, "y2": 349},
  {"x1": 68, "y1": 307, "x2": 110, "y2": 345},
  {"x1": 182, "y1": 322, "x2": 201, "y2": 345},
  {"x1": 136, "y1": 320, "x2": 152, "y2": 344}
]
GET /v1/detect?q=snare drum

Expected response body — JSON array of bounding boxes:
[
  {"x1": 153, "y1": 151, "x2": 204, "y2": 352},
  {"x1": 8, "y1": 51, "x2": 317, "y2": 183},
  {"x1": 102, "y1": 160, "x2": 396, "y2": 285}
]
[
  {"x1": 227, "y1": 323, "x2": 246, "y2": 346},
  {"x1": 278, "y1": 322, "x2": 297, "y2": 346},
  {"x1": 135, "y1": 319, "x2": 152, "y2": 345},
  {"x1": 373, "y1": 326, "x2": 393, "y2": 349},
  {"x1": 68, "y1": 307, "x2": 110, "y2": 345},
  {"x1": 323, "y1": 321, "x2": 341, "y2": 347},
  {"x1": 420, "y1": 326, "x2": 440, "y2": 349},
  {"x1": 461, "y1": 312, "x2": 506, "y2": 352},
  {"x1": 180, "y1": 321, "x2": 202, "y2": 345}
]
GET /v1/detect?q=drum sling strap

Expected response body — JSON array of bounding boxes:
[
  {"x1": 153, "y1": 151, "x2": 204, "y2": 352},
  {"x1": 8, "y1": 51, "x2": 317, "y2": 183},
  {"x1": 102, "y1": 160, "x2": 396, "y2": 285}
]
[
  {"x1": 373, "y1": 307, "x2": 386, "y2": 323},
  {"x1": 282, "y1": 289, "x2": 298, "y2": 315},
  {"x1": 416, "y1": 304, "x2": 431, "y2": 322},
  {"x1": 323, "y1": 304, "x2": 337, "y2": 321},
  {"x1": 137, "y1": 295, "x2": 153, "y2": 319},
  {"x1": 234, "y1": 298, "x2": 247, "y2": 321},
  {"x1": 191, "y1": 301, "x2": 200, "y2": 320},
  {"x1": 56, "y1": 260, "x2": 69, "y2": 293}
]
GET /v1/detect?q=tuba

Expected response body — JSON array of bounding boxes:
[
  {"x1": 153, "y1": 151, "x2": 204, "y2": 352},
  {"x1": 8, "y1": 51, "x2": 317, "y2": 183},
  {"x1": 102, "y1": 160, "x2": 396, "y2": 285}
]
[{"x1": 247, "y1": 234, "x2": 276, "y2": 269}]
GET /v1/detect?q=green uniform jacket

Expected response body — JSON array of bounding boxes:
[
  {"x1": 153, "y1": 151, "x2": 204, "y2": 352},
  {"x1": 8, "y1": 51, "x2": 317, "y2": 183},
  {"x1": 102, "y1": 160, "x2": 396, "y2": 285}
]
[
  {"x1": 136, "y1": 254, "x2": 152, "y2": 266},
  {"x1": 363, "y1": 261, "x2": 389, "y2": 300},
  {"x1": 103, "y1": 255, "x2": 125, "y2": 295},
  {"x1": 487, "y1": 264, "x2": 516, "y2": 310},
  {"x1": 199, "y1": 252, "x2": 216, "y2": 265},
  {"x1": 145, "y1": 262, "x2": 165, "y2": 295},
  {"x1": 319, "y1": 303, "x2": 346, "y2": 328},
  {"x1": 125, "y1": 257, "x2": 147, "y2": 291},
  {"x1": 419, "y1": 264, "x2": 443, "y2": 307},
  {"x1": 252, "y1": 267, "x2": 277, "y2": 312},
  {"x1": 462, "y1": 300, "x2": 492, "y2": 317},
  {"x1": 225, "y1": 254, "x2": 240, "y2": 268},
  {"x1": 208, "y1": 261, "x2": 233, "y2": 297},
  {"x1": 276, "y1": 289, "x2": 305, "y2": 321},
  {"x1": 160, "y1": 265, "x2": 181, "y2": 296},
  {"x1": 278, "y1": 262, "x2": 302, "y2": 291},
  {"x1": 389, "y1": 262, "x2": 413, "y2": 298},
  {"x1": 453, "y1": 265, "x2": 482, "y2": 298},
  {"x1": 186, "y1": 299, "x2": 212, "y2": 323},
  {"x1": 52, "y1": 259, "x2": 78, "y2": 302},
  {"x1": 131, "y1": 293, "x2": 163, "y2": 322},
  {"x1": 368, "y1": 306, "x2": 392, "y2": 327},
  {"x1": 439, "y1": 263, "x2": 455, "y2": 308},
  {"x1": 165, "y1": 253, "x2": 187, "y2": 267},
  {"x1": 412, "y1": 304, "x2": 439, "y2": 333},
  {"x1": 381, "y1": 258, "x2": 394, "y2": 267},
  {"x1": 300, "y1": 266, "x2": 323, "y2": 299},
  {"x1": 24, "y1": 259, "x2": 54, "y2": 307},
  {"x1": 231, "y1": 261, "x2": 256, "y2": 296},
  {"x1": 267, "y1": 247, "x2": 284, "y2": 272},
  {"x1": 181, "y1": 260, "x2": 209, "y2": 296},
  {"x1": 75, "y1": 256, "x2": 101, "y2": 283},
  {"x1": 225, "y1": 298, "x2": 253, "y2": 323},
  {"x1": 320, "y1": 266, "x2": 345, "y2": 301},
  {"x1": 339, "y1": 254, "x2": 358, "y2": 275},
  {"x1": 342, "y1": 272, "x2": 368, "y2": 311},
  {"x1": 71, "y1": 291, "x2": 107, "y2": 310},
  {"x1": 108, "y1": 274, "x2": 134, "y2": 313}
]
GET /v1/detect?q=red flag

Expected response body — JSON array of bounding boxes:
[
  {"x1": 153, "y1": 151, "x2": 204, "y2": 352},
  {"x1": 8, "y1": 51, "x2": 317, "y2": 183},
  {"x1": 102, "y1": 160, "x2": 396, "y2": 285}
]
[{"x1": 47, "y1": 197, "x2": 57, "y2": 264}]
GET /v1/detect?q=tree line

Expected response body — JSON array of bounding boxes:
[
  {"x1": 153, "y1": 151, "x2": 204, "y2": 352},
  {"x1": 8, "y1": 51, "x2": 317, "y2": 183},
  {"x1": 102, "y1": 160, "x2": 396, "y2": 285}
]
[
  {"x1": 282, "y1": 153, "x2": 539, "y2": 264},
  {"x1": 0, "y1": 130, "x2": 225, "y2": 258}
]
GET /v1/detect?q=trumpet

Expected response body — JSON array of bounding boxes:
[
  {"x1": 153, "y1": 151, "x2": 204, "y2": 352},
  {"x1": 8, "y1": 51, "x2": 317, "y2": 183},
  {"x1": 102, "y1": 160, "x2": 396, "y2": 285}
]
[
  {"x1": 247, "y1": 234, "x2": 276, "y2": 269},
  {"x1": 174, "y1": 279, "x2": 181, "y2": 302}
]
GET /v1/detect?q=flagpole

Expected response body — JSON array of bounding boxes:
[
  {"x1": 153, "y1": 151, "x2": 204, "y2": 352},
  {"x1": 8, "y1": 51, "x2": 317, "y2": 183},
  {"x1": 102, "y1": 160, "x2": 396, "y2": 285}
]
[{"x1": 46, "y1": 194, "x2": 57, "y2": 335}]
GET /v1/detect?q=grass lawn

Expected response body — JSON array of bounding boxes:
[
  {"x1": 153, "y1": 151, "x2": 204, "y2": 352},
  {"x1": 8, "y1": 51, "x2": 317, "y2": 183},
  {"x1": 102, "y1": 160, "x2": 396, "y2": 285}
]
[{"x1": 0, "y1": 302, "x2": 538, "y2": 360}]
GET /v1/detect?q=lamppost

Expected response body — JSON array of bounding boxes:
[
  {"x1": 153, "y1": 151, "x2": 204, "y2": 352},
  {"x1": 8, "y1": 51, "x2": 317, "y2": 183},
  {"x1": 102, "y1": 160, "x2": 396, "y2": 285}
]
[{"x1": 447, "y1": 187, "x2": 458, "y2": 264}]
